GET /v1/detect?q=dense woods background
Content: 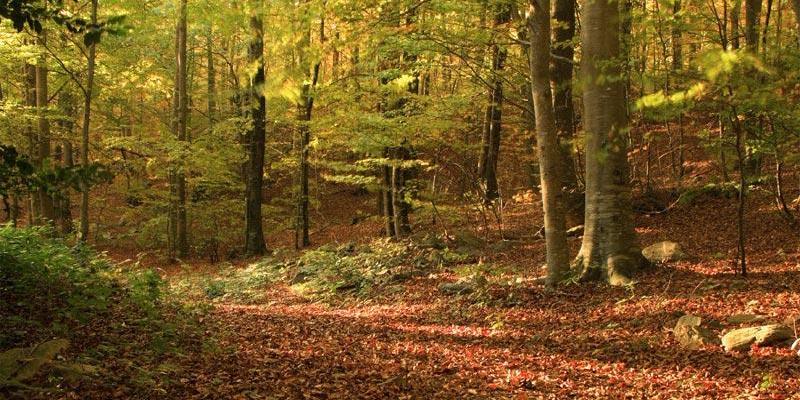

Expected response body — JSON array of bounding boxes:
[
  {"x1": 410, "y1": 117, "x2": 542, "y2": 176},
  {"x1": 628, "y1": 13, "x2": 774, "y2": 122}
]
[{"x1": 1, "y1": 0, "x2": 800, "y2": 398}]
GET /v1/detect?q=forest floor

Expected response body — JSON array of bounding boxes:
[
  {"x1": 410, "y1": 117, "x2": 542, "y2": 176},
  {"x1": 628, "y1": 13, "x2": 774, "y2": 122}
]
[{"x1": 77, "y1": 180, "x2": 800, "y2": 400}]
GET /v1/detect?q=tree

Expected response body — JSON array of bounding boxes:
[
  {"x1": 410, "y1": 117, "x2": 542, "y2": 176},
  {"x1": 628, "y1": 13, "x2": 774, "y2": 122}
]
[
  {"x1": 244, "y1": 7, "x2": 267, "y2": 256},
  {"x1": 478, "y1": 0, "x2": 511, "y2": 203},
  {"x1": 295, "y1": 2, "x2": 322, "y2": 249},
  {"x1": 551, "y1": 0, "x2": 582, "y2": 224},
  {"x1": 35, "y1": 26, "x2": 55, "y2": 225},
  {"x1": 79, "y1": 0, "x2": 98, "y2": 241},
  {"x1": 573, "y1": 0, "x2": 645, "y2": 285},
  {"x1": 528, "y1": 0, "x2": 570, "y2": 285},
  {"x1": 173, "y1": 0, "x2": 189, "y2": 257}
]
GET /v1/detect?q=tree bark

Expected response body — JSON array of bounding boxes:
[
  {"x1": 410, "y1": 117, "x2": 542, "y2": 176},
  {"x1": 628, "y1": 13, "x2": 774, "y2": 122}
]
[
  {"x1": 551, "y1": 0, "x2": 582, "y2": 224},
  {"x1": 792, "y1": 0, "x2": 800, "y2": 45},
  {"x1": 745, "y1": 0, "x2": 763, "y2": 51},
  {"x1": 382, "y1": 147, "x2": 396, "y2": 237},
  {"x1": 529, "y1": 0, "x2": 570, "y2": 285},
  {"x1": 295, "y1": 12, "x2": 322, "y2": 249},
  {"x1": 574, "y1": 0, "x2": 645, "y2": 285},
  {"x1": 672, "y1": 0, "x2": 683, "y2": 70},
  {"x1": 36, "y1": 30, "x2": 55, "y2": 225},
  {"x1": 174, "y1": 0, "x2": 189, "y2": 257},
  {"x1": 24, "y1": 60, "x2": 40, "y2": 224},
  {"x1": 478, "y1": 4, "x2": 511, "y2": 203},
  {"x1": 206, "y1": 23, "x2": 216, "y2": 128},
  {"x1": 244, "y1": 12, "x2": 267, "y2": 256},
  {"x1": 79, "y1": 0, "x2": 98, "y2": 241}
]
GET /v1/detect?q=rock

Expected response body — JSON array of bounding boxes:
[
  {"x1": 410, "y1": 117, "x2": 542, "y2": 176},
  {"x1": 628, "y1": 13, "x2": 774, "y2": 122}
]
[
  {"x1": 438, "y1": 281, "x2": 474, "y2": 295},
  {"x1": 642, "y1": 241, "x2": 688, "y2": 263},
  {"x1": 566, "y1": 225, "x2": 584, "y2": 237},
  {"x1": 721, "y1": 324, "x2": 794, "y2": 352},
  {"x1": 727, "y1": 314, "x2": 767, "y2": 325},
  {"x1": 673, "y1": 314, "x2": 719, "y2": 349}
]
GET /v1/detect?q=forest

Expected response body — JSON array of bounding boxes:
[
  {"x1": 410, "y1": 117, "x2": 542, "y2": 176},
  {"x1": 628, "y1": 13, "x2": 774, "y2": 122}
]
[{"x1": 1, "y1": 0, "x2": 800, "y2": 397}]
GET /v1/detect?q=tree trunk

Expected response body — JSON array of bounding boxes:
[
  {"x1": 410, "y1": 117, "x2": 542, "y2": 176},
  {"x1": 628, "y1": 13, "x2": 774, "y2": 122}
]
[
  {"x1": 574, "y1": 0, "x2": 645, "y2": 285},
  {"x1": 745, "y1": 0, "x2": 763, "y2": 51},
  {"x1": 551, "y1": 0, "x2": 582, "y2": 224},
  {"x1": 244, "y1": 13, "x2": 267, "y2": 256},
  {"x1": 529, "y1": 0, "x2": 570, "y2": 285},
  {"x1": 295, "y1": 13, "x2": 322, "y2": 249},
  {"x1": 174, "y1": 0, "x2": 189, "y2": 257},
  {"x1": 672, "y1": 0, "x2": 683, "y2": 70},
  {"x1": 207, "y1": 24, "x2": 216, "y2": 129},
  {"x1": 478, "y1": 5, "x2": 511, "y2": 203},
  {"x1": 36, "y1": 30, "x2": 55, "y2": 225},
  {"x1": 792, "y1": 0, "x2": 800, "y2": 45},
  {"x1": 382, "y1": 147, "x2": 396, "y2": 237},
  {"x1": 79, "y1": 0, "x2": 98, "y2": 241},
  {"x1": 24, "y1": 61, "x2": 40, "y2": 224},
  {"x1": 732, "y1": 0, "x2": 743, "y2": 49}
]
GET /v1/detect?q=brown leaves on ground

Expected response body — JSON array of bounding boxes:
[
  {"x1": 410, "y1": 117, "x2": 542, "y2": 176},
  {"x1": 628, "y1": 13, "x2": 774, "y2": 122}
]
[{"x1": 64, "y1": 179, "x2": 800, "y2": 399}]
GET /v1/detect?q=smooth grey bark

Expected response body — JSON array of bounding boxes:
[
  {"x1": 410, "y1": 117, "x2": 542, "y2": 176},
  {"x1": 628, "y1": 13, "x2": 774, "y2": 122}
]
[
  {"x1": 574, "y1": 0, "x2": 645, "y2": 285},
  {"x1": 529, "y1": 0, "x2": 570, "y2": 285},
  {"x1": 244, "y1": 13, "x2": 267, "y2": 256}
]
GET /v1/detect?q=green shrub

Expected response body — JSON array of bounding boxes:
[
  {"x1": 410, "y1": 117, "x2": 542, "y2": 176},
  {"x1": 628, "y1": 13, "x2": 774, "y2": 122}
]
[{"x1": 0, "y1": 225, "x2": 112, "y2": 346}]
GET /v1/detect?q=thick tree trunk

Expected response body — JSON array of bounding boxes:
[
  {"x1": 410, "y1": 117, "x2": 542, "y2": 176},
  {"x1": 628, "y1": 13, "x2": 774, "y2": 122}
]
[
  {"x1": 244, "y1": 14, "x2": 267, "y2": 256},
  {"x1": 36, "y1": 31, "x2": 55, "y2": 225},
  {"x1": 175, "y1": 0, "x2": 189, "y2": 257},
  {"x1": 672, "y1": 0, "x2": 683, "y2": 70},
  {"x1": 574, "y1": 0, "x2": 645, "y2": 285},
  {"x1": 80, "y1": 0, "x2": 98, "y2": 241},
  {"x1": 529, "y1": 0, "x2": 570, "y2": 285},
  {"x1": 745, "y1": 0, "x2": 763, "y2": 51},
  {"x1": 551, "y1": 0, "x2": 582, "y2": 224}
]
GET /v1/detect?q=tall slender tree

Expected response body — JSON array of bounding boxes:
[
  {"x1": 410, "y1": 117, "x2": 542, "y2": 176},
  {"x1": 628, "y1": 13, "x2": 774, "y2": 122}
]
[
  {"x1": 295, "y1": 6, "x2": 322, "y2": 249},
  {"x1": 529, "y1": 0, "x2": 570, "y2": 285},
  {"x1": 478, "y1": 1, "x2": 511, "y2": 203},
  {"x1": 79, "y1": 0, "x2": 98, "y2": 241},
  {"x1": 174, "y1": 0, "x2": 189, "y2": 257},
  {"x1": 35, "y1": 28, "x2": 55, "y2": 225},
  {"x1": 551, "y1": 0, "x2": 582, "y2": 224},
  {"x1": 244, "y1": 7, "x2": 267, "y2": 256}
]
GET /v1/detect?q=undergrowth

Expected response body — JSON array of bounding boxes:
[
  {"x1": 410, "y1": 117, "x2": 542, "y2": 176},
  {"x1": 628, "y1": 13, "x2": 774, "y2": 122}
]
[
  {"x1": 0, "y1": 225, "x2": 208, "y2": 398},
  {"x1": 179, "y1": 237, "x2": 472, "y2": 303}
]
